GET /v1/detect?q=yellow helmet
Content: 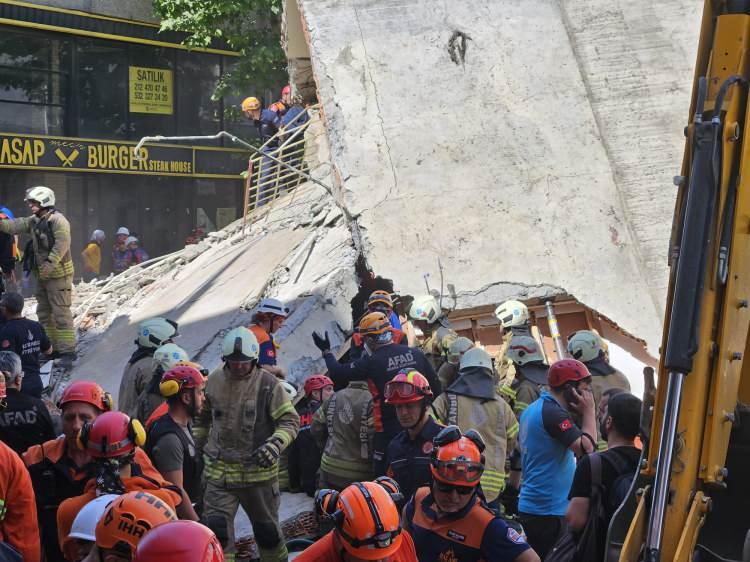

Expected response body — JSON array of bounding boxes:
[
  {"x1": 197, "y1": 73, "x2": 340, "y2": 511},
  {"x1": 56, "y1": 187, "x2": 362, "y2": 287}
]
[{"x1": 241, "y1": 97, "x2": 261, "y2": 112}]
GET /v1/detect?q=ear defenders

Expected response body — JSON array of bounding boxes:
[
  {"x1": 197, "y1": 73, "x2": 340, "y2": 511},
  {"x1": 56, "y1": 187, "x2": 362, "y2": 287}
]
[
  {"x1": 76, "y1": 415, "x2": 146, "y2": 454},
  {"x1": 159, "y1": 379, "x2": 181, "y2": 397}
]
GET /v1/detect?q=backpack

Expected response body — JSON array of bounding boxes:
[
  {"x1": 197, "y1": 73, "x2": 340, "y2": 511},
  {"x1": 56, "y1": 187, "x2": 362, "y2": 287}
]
[{"x1": 546, "y1": 453, "x2": 607, "y2": 562}]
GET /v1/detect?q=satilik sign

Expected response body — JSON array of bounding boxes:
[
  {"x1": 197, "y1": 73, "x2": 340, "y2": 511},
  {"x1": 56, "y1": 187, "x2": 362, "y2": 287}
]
[{"x1": 0, "y1": 133, "x2": 246, "y2": 179}]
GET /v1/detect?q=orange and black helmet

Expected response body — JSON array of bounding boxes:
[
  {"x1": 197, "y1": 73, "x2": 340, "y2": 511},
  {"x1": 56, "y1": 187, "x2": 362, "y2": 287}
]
[
  {"x1": 359, "y1": 312, "x2": 391, "y2": 337},
  {"x1": 384, "y1": 369, "x2": 433, "y2": 405},
  {"x1": 58, "y1": 380, "x2": 112, "y2": 412},
  {"x1": 430, "y1": 425, "x2": 486, "y2": 487},
  {"x1": 95, "y1": 491, "x2": 177, "y2": 556},
  {"x1": 367, "y1": 290, "x2": 393, "y2": 312},
  {"x1": 315, "y1": 481, "x2": 403, "y2": 560}
]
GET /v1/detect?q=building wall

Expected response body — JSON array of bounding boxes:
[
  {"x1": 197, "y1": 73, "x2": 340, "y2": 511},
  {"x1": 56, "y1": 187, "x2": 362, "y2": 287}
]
[{"x1": 27, "y1": 0, "x2": 157, "y2": 23}]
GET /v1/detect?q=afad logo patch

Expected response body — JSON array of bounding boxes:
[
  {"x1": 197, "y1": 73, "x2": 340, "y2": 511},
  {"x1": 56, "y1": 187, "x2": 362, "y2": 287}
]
[
  {"x1": 446, "y1": 529, "x2": 466, "y2": 542},
  {"x1": 559, "y1": 419, "x2": 572, "y2": 432},
  {"x1": 507, "y1": 527, "x2": 526, "y2": 544}
]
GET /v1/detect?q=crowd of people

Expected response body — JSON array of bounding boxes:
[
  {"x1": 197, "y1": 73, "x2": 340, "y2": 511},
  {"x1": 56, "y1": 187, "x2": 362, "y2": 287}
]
[{"x1": 81, "y1": 226, "x2": 150, "y2": 281}]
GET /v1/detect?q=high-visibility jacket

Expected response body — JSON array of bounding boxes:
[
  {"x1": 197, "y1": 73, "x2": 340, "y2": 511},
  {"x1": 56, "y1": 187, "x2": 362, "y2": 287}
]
[
  {"x1": 432, "y1": 390, "x2": 519, "y2": 502},
  {"x1": 80, "y1": 242, "x2": 101, "y2": 274},
  {"x1": 311, "y1": 381, "x2": 374, "y2": 483},
  {"x1": 119, "y1": 348, "x2": 155, "y2": 418},
  {"x1": 0, "y1": 441, "x2": 40, "y2": 562},
  {"x1": 418, "y1": 324, "x2": 457, "y2": 373},
  {"x1": 194, "y1": 365, "x2": 299, "y2": 486},
  {"x1": 0, "y1": 210, "x2": 73, "y2": 279},
  {"x1": 513, "y1": 378, "x2": 543, "y2": 417}
]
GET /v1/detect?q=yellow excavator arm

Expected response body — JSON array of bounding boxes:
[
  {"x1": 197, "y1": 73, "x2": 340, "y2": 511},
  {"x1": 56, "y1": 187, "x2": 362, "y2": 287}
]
[{"x1": 613, "y1": 1, "x2": 750, "y2": 561}]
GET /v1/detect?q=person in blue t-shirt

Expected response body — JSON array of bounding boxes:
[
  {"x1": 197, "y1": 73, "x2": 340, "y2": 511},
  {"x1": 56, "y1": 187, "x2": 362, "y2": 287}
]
[
  {"x1": 517, "y1": 358, "x2": 597, "y2": 559},
  {"x1": 0, "y1": 292, "x2": 52, "y2": 397}
]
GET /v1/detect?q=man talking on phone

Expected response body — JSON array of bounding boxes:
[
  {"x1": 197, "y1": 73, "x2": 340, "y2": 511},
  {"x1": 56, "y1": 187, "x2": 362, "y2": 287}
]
[{"x1": 517, "y1": 359, "x2": 597, "y2": 559}]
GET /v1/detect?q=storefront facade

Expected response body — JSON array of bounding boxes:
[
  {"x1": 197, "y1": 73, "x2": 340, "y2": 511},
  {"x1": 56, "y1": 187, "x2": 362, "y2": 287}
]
[{"x1": 0, "y1": 0, "x2": 256, "y2": 275}]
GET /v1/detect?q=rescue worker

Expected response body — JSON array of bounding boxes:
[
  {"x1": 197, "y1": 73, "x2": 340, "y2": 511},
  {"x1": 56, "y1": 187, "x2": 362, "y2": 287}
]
[
  {"x1": 135, "y1": 342, "x2": 190, "y2": 422},
  {"x1": 517, "y1": 359, "x2": 597, "y2": 559},
  {"x1": 383, "y1": 370, "x2": 442, "y2": 501},
  {"x1": 268, "y1": 85, "x2": 291, "y2": 116},
  {"x1": 567, "y1": 330, "x2": 631, "y2": 408},
  {"x1": 56, "y1": 411, "x2": 191, "y2": 549},
  {"x1": 436, "y1": 336, "x2": 474, "y2": 389},
  {"x1": 0, "y1": 352, "x2": 55, "y2": 454},
  {"x1": 431, "y1": 348, "x2": 519, "y2": 506},
  {"x1": 247, "y1": 297, "x2": 289, "y2": 378},
  {"x1": 0, "y1": 291, "x2": 52, "y2": 397},
  {"x1": 195, "y1": 327, "x2": 299, "y2": 561},
  {"x1": 0, "y1": 438, "x2": 40, "y2": 562},
  {"x1": 62, "y1": 494, "x2": 118, "y2": 562},
  {"x1": 507, "y1": 335, "x2": 548, "y2": 417},
  {"x1": 0, "y1": 205, "x2": 16, "y2": 294},
  {"x1": 297, "y1": 480, "x2": 418, "y2": 561},
  {"x1": 0, "y1": 186, "x2": 76, "y2": 365},
  {"x1": 81, "y1": 230, "x2": 105, "y2": 281},
  {"x1": 313, "y1": 311, "x2": 440, "y2": 475},
  {"x1": 403, "y1": 426, "x2": 538, "y2": 562},
  {"x1": 241, "y1": 97, "x2": 280, "y2": 145},
  {"x1": 311, "y1": 379, "x2": 375, "y2": 490},
  {"x1": 288, "y1": 374, "x2": 332, "y2": 496},
  {"x1": 94, "y1": 491, "x2": 177, "y2": 562},
  {"x1": 112, "y1": 227, "x2": 132, "y2": 274},
  {"x1": 143, "y1": 359, "x2": 208, "y2": 430},
  {"x1": 408, "y1": 295, "x2": 456, "y2": 372},
  {"x1": 493, "y1": 299, "x2": 532, "y2": 388},
  {"x1": 119, "y1": 317, "x2": 179, "y2": 418},
  {"x1": 350, "y1": 291, "x2": 407, "y2": 360},
  {"x1": 145, "y1": 364, "x2": 206, "y2": 507},
  {"x1": 133, "y1": 520, "x2": 224, "y2": 562}
]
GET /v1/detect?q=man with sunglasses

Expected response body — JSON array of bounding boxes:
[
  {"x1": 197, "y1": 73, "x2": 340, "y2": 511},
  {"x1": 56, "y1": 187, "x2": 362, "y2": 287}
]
[
  {"x1": 517, "y1": 359, "x2": 597, "y2": 559},
  {"x1": 404, "y1": 426, "x2": 539, "y2": 562},
  {"x1": 313, "y1": 312, "x2": 439, "y2": 476},
  {"x1": 383, "y1": 370, "x2": 442, "y2": 501}
]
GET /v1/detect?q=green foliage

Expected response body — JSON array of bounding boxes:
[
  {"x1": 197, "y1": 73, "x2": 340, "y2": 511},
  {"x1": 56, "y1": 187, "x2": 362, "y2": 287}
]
[{"x1": 153, "y1": 0, "x2": 287, "y2": 99}]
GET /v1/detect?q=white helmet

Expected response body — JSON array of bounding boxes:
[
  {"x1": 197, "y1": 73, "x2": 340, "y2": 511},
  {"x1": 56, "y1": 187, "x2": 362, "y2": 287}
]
[
  {"x1": 256, "y1": 298, "x2": 289, "y2": 318},
  {"x1": 567, "y1": 330, "x2": 603, "y2": 363},
  {"x1": 68, "y1": 494, "x2": 120, "y2": 542},
  {"x1": 91, "y1": 230, "x2": 105, "y2": 243},
  {"x1": 137, "y1": 317, "x2": 178, "y2": 349},
  {"x1": 152, "y1": 343, "x2": 189, "y2": 372},
  {"x1": 221, "y1": 327, "x2": 260, "y2": 361},
  {"x1": 125, "y1": 236, "x2": 139, "y2": 245},
  {"x1": 116, "y1": 227, "x2": 130, "y2": 236},
  {"x1": 24, "y1": 186, "x2": 55, "y2": 207},
  {"x1": 507, "y1": 335, "x2": 544, "y2": 365},
  {"x1": 409, "y1": 295, "x2": 440, "y2": 324},
  {"x1": 280, "y1": 380, "x2": 297, "y2": 401},
  {"x1": 447, "y1": 337, "x2": 474, "y2": 365},
  {"x1": 495, "y1": 299, "x2": 529, "y2": 328},
  {"x1": 459, "y1": 347, "x2": 493, "y2": 371}
]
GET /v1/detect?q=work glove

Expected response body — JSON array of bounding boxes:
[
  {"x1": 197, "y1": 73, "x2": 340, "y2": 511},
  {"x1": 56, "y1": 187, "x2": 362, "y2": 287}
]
[
  {"x1": 251, "y1": 436, "x2": 284, "y2": 468},
  {"x1": 312, "y1": 331, "x2": 331, "y2": 353}
]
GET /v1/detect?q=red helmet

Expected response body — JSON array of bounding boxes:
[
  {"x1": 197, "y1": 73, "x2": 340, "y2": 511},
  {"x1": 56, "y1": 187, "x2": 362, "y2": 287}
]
[
  {"x1": 281, "y1": 84, "x2": 291, "y2": 96},
  {"x1": 159, "y1": 365, "x2": 205, "y2": 397},
  {"x1": 134, "y1": 520, "x2": 224, "y2": 562},
  {"x1": 384, "y1": 370, "x2": 433, "y2": 404},
  {"x1": 547, "y1": 359, "x2": 592, "y2": 388},
  {"x1": 304, "y1": 374, "x2": 333, "y2": 396},
  {"x1": 430, "y1": 425, "x2": 485, "y2": 487},
  {"x1": 78, "y1": 411, "x2": 146, "y2": 458},
  {"x1": 58, "y1": 380, "x2": 111, "y2": 411}
]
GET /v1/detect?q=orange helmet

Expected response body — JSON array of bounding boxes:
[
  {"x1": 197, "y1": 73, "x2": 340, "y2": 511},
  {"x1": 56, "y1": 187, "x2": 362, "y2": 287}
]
[
  {"x1": 58, "y1": 380, "x2": 112, "y2": 412},
  {"x1": 384, "y1": 369, "x2": 433, "y2": 404},
  {"x1": 359, "y1": 312, "x2": 391, "y2": 336},
  {"x1": 96, "y1": 491, "x2": 177, "y2": 556},
  {"x1": 281, "y1": 85, "x2": 291, "y2": 97},
  {"x1": 315, "y1": 481, "x2": 403, "y2": 560},
  {"x1": 241, "y1": 97, "x2": 261, "y2": 112},
  {"x1": 78, "y1": 411, "x2": 146, "y2": 458},
  {"x1": 430, "y1": 425, "x2": 485, "y2": 487},
  {"x1": 159, "y1": 365, "x2": 205, "y2": 397},
  {"x1": 367, "y1": 290, "x2": 393, "y2": 311},
  {"x1": 134, "y1": 521, "x2": 223, "y2": 562}
]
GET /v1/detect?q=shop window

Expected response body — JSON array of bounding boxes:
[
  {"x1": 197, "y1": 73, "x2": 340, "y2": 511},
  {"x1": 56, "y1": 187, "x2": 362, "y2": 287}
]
[
  {"x1": 77, "y1": 39, "x2": 128, "y2": 138},
  {"x1": 128, "y1": 45, "x2": 176, "y2": 138},
  {"x1": 0, "y1": 28, "x2": 70, "y2": 135},
  {"x1": 177, "y1": 51, "x2": 221, "y2": 140}
]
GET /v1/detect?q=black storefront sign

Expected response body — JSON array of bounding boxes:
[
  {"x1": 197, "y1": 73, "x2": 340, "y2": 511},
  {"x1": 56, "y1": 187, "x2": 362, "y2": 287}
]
[{"x1": 0, "y1": 133, "x2": 247, "y2": 179}]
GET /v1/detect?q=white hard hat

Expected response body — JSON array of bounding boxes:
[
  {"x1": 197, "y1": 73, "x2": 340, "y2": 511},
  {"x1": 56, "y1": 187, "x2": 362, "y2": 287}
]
[
  {"x1": 152, "y1": 343, "x2": 189, "y2": 372},
  {"x1": 68, "y1": 494, "x2": 120, "y2": 542},
  {"x1": 447, "y1": 336, "x2": 474, "y2": 365},
  {"x1": 567, "y1": 330, "x2": 603, "y2": 363},
  {"x1": 256, "y1": 298, "x2": 289, "y2": 318},
  {"x1": 137, "y1": 317, "x2": 178, "y2": 349},
  {"x1": 409, "y1": 295, "x2": 440, "y2": 324},
  {"x1": 125, "y1": 236, "x2": 138, "y2": 245},
  {"x1": 24, "y1": 186, "x2": 55, "y2": 207},
  {"x1": 459, "y1": 347, "x2": 493, "y2": 371},
  {"x1": 280, "y1": 380, "x2": 297, "y2": 401},
  {"x1": 221, "y1": 327, "x2": 260, "y2": 361},
  {"x1": 116, "y1": 227, "x2": 130, "y2": 236},
  {"x1": 494, "y1": 299, "x2": 529, "y2": 328},
  {"x1": 91, "y1": 230, "x2": 105, "y2": 243},
  {"x1": 507, "y1": 335, "x2": 544, "y2": 365}
]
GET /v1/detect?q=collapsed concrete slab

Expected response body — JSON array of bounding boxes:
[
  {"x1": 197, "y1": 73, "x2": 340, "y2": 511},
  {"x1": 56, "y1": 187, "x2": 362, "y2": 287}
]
[{"x1": 291, "y1": 0, "x2": 702, "y2": 353}]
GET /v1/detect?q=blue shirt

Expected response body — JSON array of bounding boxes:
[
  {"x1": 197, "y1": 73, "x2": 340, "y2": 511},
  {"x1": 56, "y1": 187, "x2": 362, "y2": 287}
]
[{"x1": 518, "y1": 392, "x2": 581, "y2": 516}]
